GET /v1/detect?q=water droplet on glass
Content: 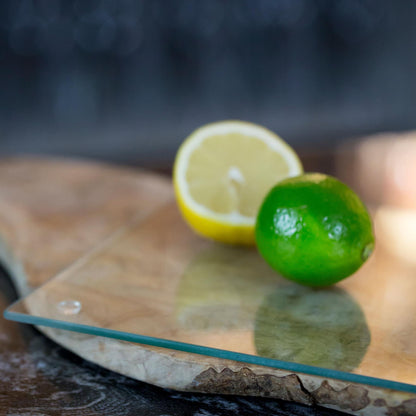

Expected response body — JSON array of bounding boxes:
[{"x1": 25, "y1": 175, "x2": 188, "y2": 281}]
[{"x1": 57, "y1": 300, "x2": 82, "y2": 315}]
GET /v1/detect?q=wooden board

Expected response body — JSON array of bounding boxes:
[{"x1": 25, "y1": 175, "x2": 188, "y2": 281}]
[{"x1": 1, "y1": 156, "x2": 415, "y2": 416}]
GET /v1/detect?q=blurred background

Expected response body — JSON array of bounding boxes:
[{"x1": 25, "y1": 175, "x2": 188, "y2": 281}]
[{"x1": 0, "y1": 0, "x2": 415, "y2": 166}]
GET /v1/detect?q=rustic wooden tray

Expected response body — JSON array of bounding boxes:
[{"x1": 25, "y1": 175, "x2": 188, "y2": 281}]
[{"x1": 2, "y1": 157, "x2": 416, "y2": 416}]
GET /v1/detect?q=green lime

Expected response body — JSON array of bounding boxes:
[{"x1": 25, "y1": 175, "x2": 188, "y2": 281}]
[{"x1": 255, "y1": 173, "x2": 374, "y2": 287}]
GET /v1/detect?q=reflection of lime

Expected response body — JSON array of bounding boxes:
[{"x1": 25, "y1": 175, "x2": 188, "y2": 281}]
[
  {"x1": 255, "y1": 285, "x2": 370, "y2": 371},
  {"x1": 176, "y1": 245, "x2": 283, "y2": 330},
  {"x1": 255, "y1": 173, "x2": 375, "y2": 287}
]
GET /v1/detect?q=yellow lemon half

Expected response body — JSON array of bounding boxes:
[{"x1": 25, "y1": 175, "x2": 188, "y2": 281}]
[{"x1": 173, "y1": 121, "x2": 303, "y2": 245}]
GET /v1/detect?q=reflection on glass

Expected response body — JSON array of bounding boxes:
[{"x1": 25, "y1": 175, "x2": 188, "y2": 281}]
[
  {"x1": 255, "y1": 285, "x2": 370, "y2": 372},
  {"x1": 176, "y1": 245, "x2": 283, "y2": 330},
  {"x1": 175, "y1": 244, "x2": 370, "y2": 373},
  {"x1": 4, "y1": 202, "x2": 416, "y2": 391}
]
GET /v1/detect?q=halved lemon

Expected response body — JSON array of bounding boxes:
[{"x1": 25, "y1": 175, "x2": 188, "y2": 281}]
[{"x1": 173, "y1": 121, "x2": 303, "y2": 245}]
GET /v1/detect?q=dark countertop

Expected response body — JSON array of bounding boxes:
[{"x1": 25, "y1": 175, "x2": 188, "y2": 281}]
[{"x1": 0, "y1": 268, "x2": 350, "y2": 416}]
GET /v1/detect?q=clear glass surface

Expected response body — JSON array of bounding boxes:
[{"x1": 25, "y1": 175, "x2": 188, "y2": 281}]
[{"x1": 4, "y1": 202, "x2": 416, "y2": 393}]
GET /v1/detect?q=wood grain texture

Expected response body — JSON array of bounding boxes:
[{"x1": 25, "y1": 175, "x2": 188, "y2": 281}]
[
  {"x1": 0, "y1": 157, "x2": 173, "y2": 292},
  {"x1": 0, "y1": 156, "x2": 415, "y2": 416}
]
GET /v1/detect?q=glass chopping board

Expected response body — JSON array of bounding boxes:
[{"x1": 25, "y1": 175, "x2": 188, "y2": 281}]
[{"x1": 4, "y1": 201, "x2": 416, "y2": 393}]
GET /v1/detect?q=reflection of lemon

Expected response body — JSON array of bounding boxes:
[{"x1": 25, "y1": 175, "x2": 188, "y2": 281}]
[
  {"x1": 255, "y1": 285, "x2": 370, "y2": 372},
  {"x1": 173, "y1": 121, "x2": 303, "y2": 245},
  {"x1": 256, "y1": 173, "x2": 375, "y2": 286},
  {"x1": 176, "y1": 245, "x2": 282, "y2": 330}
]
